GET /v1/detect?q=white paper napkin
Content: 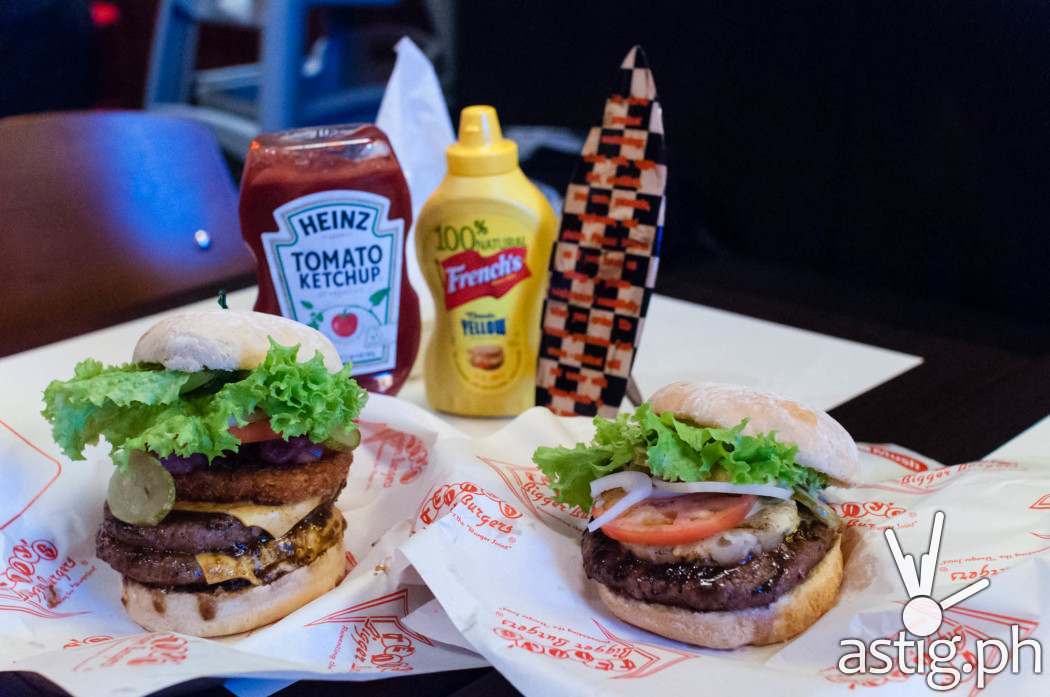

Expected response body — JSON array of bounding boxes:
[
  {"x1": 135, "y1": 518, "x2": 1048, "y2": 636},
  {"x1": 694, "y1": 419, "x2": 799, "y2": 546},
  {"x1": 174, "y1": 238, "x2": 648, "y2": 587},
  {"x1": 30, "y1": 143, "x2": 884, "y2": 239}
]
[{"x1": 376, "y1": 36, "x2": 456, "y2": 324}]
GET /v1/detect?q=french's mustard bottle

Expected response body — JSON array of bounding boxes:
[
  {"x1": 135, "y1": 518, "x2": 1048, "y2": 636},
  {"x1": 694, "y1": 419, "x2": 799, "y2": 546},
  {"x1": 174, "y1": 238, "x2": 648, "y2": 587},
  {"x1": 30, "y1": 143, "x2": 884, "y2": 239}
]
[{"x1": 416, "y1": 105, "x2": 557, "y2": 415}]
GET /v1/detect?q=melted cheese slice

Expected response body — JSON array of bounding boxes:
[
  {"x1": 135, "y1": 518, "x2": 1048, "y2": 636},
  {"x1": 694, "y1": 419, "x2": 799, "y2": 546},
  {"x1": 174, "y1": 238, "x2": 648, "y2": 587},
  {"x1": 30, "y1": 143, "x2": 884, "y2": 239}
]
[
  {"x1": 191, "y1": 500, "x2": 343, "y2": 586},
  {"x1": 173, "y1": 496, "x2": 322, "y2": 539},
  {"x1": 195, "y1": 551, "x2": 263, "y2": 586}
]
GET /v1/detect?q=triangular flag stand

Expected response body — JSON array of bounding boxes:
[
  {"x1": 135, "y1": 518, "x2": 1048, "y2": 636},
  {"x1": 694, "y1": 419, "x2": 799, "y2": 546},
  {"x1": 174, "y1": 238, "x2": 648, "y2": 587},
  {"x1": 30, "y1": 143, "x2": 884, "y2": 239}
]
[{"x1": 536, "y1": 46, "x2": 668, "y2": 417}]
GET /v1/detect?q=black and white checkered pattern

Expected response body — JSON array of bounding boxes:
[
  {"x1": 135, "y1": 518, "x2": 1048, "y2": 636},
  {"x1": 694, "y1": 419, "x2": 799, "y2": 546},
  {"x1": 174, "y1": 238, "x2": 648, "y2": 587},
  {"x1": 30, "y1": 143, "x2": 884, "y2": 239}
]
[{"x1": 536, "y1": 46, "x2": 667, "y2": 417}]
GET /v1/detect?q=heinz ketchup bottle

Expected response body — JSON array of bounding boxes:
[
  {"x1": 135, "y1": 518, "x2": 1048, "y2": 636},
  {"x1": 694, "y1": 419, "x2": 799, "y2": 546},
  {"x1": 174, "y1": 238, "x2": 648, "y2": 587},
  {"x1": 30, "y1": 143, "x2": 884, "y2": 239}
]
[{"x1": 239, "y1": 124, "x2": 420, "y2": 395}]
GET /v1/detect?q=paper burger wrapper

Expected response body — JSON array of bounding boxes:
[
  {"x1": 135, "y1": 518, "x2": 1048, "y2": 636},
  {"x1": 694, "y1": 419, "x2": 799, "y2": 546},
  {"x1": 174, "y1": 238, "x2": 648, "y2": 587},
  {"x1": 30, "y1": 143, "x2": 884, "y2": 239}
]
[
  {"x1": 400, "y1": 409, "x2": 1050, "y2": 696},
  {"x1": 0, "y1": 395, "x2": 486, "y2": 696},
  {"x1": 2, "y1": 398, "x2": 1047, "y2": 695}
]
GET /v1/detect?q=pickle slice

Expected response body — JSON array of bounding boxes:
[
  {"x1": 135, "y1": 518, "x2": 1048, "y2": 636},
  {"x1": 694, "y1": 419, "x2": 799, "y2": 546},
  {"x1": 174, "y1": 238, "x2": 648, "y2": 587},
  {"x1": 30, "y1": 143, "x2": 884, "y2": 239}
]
[
  {"x1": 107, "y1": 451, "x2": 176, "y2": 526},
  {"x1": 325, "y1": 426, "x2": 361, "y2": 452}
]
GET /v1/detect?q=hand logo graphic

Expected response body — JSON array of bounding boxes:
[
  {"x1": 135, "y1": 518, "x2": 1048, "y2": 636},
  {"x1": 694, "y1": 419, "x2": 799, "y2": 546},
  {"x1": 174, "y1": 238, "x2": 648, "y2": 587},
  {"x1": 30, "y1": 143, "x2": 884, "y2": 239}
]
[{"x1": 884, "y1": 511, "x2": 990, "y2": 636}]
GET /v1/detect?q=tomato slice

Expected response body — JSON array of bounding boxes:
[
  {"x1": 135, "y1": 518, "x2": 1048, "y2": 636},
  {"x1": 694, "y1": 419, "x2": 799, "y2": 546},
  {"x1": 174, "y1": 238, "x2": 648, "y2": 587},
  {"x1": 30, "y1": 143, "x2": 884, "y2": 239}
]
[
  {"x1": 594, "y1": 493, "x2": 756, "y2": 546},
  {"x1": 229, "y1": 419, "x2": 280, "y2": 444}
]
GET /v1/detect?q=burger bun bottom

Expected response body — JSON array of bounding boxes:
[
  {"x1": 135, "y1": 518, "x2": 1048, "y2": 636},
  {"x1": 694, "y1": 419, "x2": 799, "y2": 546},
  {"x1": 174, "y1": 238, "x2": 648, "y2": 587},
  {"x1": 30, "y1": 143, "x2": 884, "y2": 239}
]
[
  {"x1": 596, "y1": 535, "x2": 842, "y2": 649},
  {"x1": 122, "y1": 540, "x2": 347, "y2": 637}
]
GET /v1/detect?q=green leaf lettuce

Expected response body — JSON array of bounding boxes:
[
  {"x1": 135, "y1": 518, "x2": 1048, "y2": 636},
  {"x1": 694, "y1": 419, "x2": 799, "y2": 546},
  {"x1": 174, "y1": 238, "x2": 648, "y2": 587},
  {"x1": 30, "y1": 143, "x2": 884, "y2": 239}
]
[
  {"x1": 532, "y1": 402, "x2": 825, "y2": 511},
  {"x1": 42, "y1": 340, "x2": 366, "y2": 466}
]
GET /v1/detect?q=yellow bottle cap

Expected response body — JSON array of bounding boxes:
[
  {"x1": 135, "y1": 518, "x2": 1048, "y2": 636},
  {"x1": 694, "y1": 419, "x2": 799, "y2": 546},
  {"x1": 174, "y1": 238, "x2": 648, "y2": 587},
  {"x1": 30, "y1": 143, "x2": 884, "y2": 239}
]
[{"x1": 447, "y1": 105, "x2": 519, "y2": 176}]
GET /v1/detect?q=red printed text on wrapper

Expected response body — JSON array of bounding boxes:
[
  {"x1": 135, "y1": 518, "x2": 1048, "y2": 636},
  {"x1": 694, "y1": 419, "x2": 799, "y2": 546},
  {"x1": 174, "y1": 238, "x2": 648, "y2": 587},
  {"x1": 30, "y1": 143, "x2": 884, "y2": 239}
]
[
  {"x1": 306, "y1": 588, "x2": 433, "y2": 673},
  {"x1": 830, "y1": 501, "x2": 917, "y2": 530},
  {"x1": 72, "y1": 633, "x2": 189, "y2": 671},
  {"x1": 480, "y1": 456, "x2": 588, "y2": 533},
  {"x1": 0, "y1": 422, "x2": 94, "y2": 619},
  {"x1": 357, "y1": 420, "x2": 429, "y2": 490},
  {"x1": 864, "y1": 461, "x2": 1021, "y2": 495},
  {"x1": 493, "y1": 607, "x2": 699, "y2": 679},
  {"x1": 937, "y1": 537, "x2": 1050, "y2": 581},
  {"x1": 862, "y1": 445, "x2": 930, "y2": 473},
  {"x1": 63, "y1": 635, "x2": 113, "y2": 650},
  {"x1": 416, "y1": 481, "x2": 523, "y2": 550},
  {"x1": 0, "y1": 538, "x2": 93, "y2": 617}
]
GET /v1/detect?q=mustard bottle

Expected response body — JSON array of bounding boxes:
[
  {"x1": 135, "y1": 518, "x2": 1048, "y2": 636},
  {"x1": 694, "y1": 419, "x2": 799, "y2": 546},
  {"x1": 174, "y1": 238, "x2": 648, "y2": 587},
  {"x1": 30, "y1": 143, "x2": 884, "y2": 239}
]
[{"x1": 417, "y1": 105, "x2": 557, "y2": 416}]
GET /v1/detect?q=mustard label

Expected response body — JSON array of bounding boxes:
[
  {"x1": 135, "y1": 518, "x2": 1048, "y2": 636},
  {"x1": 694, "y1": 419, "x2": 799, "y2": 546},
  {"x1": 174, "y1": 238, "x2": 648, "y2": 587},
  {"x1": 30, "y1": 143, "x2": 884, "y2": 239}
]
[{"x1": 426, "y1": 216, "x2": 536, "y2": 393}]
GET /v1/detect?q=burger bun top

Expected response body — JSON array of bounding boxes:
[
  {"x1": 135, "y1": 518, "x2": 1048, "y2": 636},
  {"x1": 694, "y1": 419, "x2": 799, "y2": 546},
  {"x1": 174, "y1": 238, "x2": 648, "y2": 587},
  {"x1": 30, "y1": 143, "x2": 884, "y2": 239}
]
[
  {"x1": 133, "y1": 310, "x2": 343, "y2": 373},
  {"x1": 649, "y1": 381, "x2": 860, "y2": 484}
]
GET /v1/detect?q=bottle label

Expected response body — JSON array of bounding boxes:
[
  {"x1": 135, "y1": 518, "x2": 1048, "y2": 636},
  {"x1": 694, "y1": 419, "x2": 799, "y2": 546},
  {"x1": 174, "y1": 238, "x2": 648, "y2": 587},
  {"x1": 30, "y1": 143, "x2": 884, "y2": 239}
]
[
  {"x1": 261, "y1": 190, "x2": 403, "y2": 375},
  {"x1": 426, "y1": 216, "x2": 535, "y2": 393},
  {"x1": 441, "y1": 247, "x2": 530, "y2": 309}
]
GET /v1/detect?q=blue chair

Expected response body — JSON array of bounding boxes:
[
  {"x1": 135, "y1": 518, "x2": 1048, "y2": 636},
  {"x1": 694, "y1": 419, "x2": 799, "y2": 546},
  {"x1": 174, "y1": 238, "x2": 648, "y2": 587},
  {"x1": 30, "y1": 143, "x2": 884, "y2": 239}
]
[
  {"x1": 145, "y1": 0, "x2": 448, "y2": 157},
  {"x1": 0, "y1": 111, "x2": 255, "y2": 356}
]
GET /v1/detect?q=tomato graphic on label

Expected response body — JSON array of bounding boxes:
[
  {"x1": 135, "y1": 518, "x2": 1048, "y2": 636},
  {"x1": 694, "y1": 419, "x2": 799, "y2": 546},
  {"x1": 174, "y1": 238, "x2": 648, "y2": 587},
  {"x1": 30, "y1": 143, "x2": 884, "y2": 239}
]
[
  {"x1": 300, "y1": 292, "x2": 390, "y2": 363},
  {"x1": 332, "y1": 311, "x2": 359, "y2": 337}
]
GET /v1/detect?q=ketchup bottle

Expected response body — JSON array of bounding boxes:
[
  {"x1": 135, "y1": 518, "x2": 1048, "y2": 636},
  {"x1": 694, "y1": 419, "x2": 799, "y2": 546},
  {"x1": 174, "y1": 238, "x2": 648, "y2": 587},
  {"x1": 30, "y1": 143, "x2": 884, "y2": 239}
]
[{"x1": 239, "y1": 124, "x2": 420, "y2": 395}]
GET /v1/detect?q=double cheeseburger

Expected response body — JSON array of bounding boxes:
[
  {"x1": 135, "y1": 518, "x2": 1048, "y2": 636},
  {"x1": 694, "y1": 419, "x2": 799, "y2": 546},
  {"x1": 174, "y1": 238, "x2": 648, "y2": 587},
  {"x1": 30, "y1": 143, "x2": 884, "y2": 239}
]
[
  {"x1": 533, "y1": 381, "x2": 857, "y2": 649},
  {"x1": 43, "y1": 310, "x2": 366, "y2": 637}
]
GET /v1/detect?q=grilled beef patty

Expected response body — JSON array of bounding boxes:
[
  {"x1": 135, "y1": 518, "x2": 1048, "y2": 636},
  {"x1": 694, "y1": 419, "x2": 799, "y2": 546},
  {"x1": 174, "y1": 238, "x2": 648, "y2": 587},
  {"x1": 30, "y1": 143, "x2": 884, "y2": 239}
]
[
  {"x1": 582, "y1": 517, "x2": 837, "y2": 612},
  {"x1": 97, "y1": 503, "x2": 343, "y2": 587},
  {"x1": 100, "y1": 504, "x2": 271, "y2": 554},
  {"x1": 171, "y1": 450, "x2": 352, "y2": 504}
]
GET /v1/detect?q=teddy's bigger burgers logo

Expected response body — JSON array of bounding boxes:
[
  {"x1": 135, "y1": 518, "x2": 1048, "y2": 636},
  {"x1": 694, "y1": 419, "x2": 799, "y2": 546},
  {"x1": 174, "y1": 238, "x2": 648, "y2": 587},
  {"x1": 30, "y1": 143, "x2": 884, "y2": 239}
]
[
  {"x1": 306, "y1": 589, "x2": 432, "y2": 673},
  {"x1": 0, "y1": 537, "x2": 95, "y2": 618},
  {"x1": 416, "y1": 481, "x2": 523, "y2": 550},
  {"x1": 493, "y1": 606, "x2": 700, "y2": 679},
  {"x1": 480, "y1": 457, "x2": 589, "y2": 533},
  {"x1": 831, "y1": 500, "x2": 916, "y2": 530}
]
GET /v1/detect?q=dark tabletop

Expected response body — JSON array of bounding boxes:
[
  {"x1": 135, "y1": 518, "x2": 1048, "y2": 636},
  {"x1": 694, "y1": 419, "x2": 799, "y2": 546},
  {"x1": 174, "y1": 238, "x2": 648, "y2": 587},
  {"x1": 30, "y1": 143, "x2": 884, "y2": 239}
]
[{"x1": 7, "y1": 256, "x2": 1050, "y2": 697}]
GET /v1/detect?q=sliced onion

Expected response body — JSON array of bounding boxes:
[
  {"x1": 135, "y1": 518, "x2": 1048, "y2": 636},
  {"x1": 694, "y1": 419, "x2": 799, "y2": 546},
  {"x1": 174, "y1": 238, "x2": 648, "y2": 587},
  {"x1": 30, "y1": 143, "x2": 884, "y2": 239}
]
[
  {"x1": 650, "y1": 479, "x2": 792, "y2": 500},
  {"x1": 587, "y1": 471, "x2": 652, "y2": 532},
  {"x1": 589, "y1": 470, "x2": 650, "y2": 499}
]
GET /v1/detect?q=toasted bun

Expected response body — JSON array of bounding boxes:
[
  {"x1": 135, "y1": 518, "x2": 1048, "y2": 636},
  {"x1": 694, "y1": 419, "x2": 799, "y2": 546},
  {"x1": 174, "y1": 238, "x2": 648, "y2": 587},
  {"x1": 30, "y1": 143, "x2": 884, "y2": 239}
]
[
  {"x1": 133, "y1": 310, "x2": 342, "y2": 373},
  {"x1": 121, "y1": 540, "x2": 346, "y2": 637},
  {"x1": 650, "y1": 382, "x2": 860, "y2": 484},
  {"x1": 596, "y1": 534, "x2": 842, "y2": 648}
]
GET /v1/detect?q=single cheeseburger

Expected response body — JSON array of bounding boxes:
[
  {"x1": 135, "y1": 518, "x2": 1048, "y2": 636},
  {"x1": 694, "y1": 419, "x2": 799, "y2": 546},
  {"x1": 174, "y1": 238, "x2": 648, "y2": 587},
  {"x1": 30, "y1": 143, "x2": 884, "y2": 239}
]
[
  {"x1": 42, "y1": 310, "x2": 366, "y2": 637},
  {"x1": 533, "y1": 381, "x2": 857, "y2": 649}
]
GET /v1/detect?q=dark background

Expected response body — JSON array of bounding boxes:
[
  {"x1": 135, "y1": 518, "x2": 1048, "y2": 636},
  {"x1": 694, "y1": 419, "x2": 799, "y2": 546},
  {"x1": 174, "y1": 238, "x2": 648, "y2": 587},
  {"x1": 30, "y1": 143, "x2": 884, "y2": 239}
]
[
  {"x1": 3, "y1": 0, "x2": 1049, "y2": 348},
  {"x1": 454, "y1": 1, "x2": 1050, "y2": 348}
]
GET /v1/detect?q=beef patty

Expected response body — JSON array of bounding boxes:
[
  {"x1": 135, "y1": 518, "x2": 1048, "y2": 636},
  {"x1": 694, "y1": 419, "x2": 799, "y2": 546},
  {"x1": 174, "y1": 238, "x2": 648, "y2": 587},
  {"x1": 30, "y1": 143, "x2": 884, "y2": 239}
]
[
  {"x1": 172, "y1": 450, "x2": 352, "y2": 504},
  {"x1": 582, "y1": 517, "x2": 838, "y2": 612},
  {"x1": 97, "y1": 503, "x2": 344, "y2": 587},
  {"x1": 100, "y1": 504, "x2": 270, "y2": 554}
]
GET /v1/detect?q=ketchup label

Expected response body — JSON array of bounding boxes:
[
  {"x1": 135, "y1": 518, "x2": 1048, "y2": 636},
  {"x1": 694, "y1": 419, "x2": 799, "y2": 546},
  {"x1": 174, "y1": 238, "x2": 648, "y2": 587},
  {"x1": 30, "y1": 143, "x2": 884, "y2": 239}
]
[
  {"x1": 440, "y1": 247, "x2": 530, "y2": 310},
  {"x1": 261, "y1": 190, "x2": 404, "y2": 375}
]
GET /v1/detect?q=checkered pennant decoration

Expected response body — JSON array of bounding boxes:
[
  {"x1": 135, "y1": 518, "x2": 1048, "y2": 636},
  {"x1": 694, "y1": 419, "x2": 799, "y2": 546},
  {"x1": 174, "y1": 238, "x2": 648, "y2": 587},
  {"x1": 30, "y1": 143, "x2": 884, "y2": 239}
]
[{"x1": 535, "y1": 45, "x2": 667, "y2": 417}]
